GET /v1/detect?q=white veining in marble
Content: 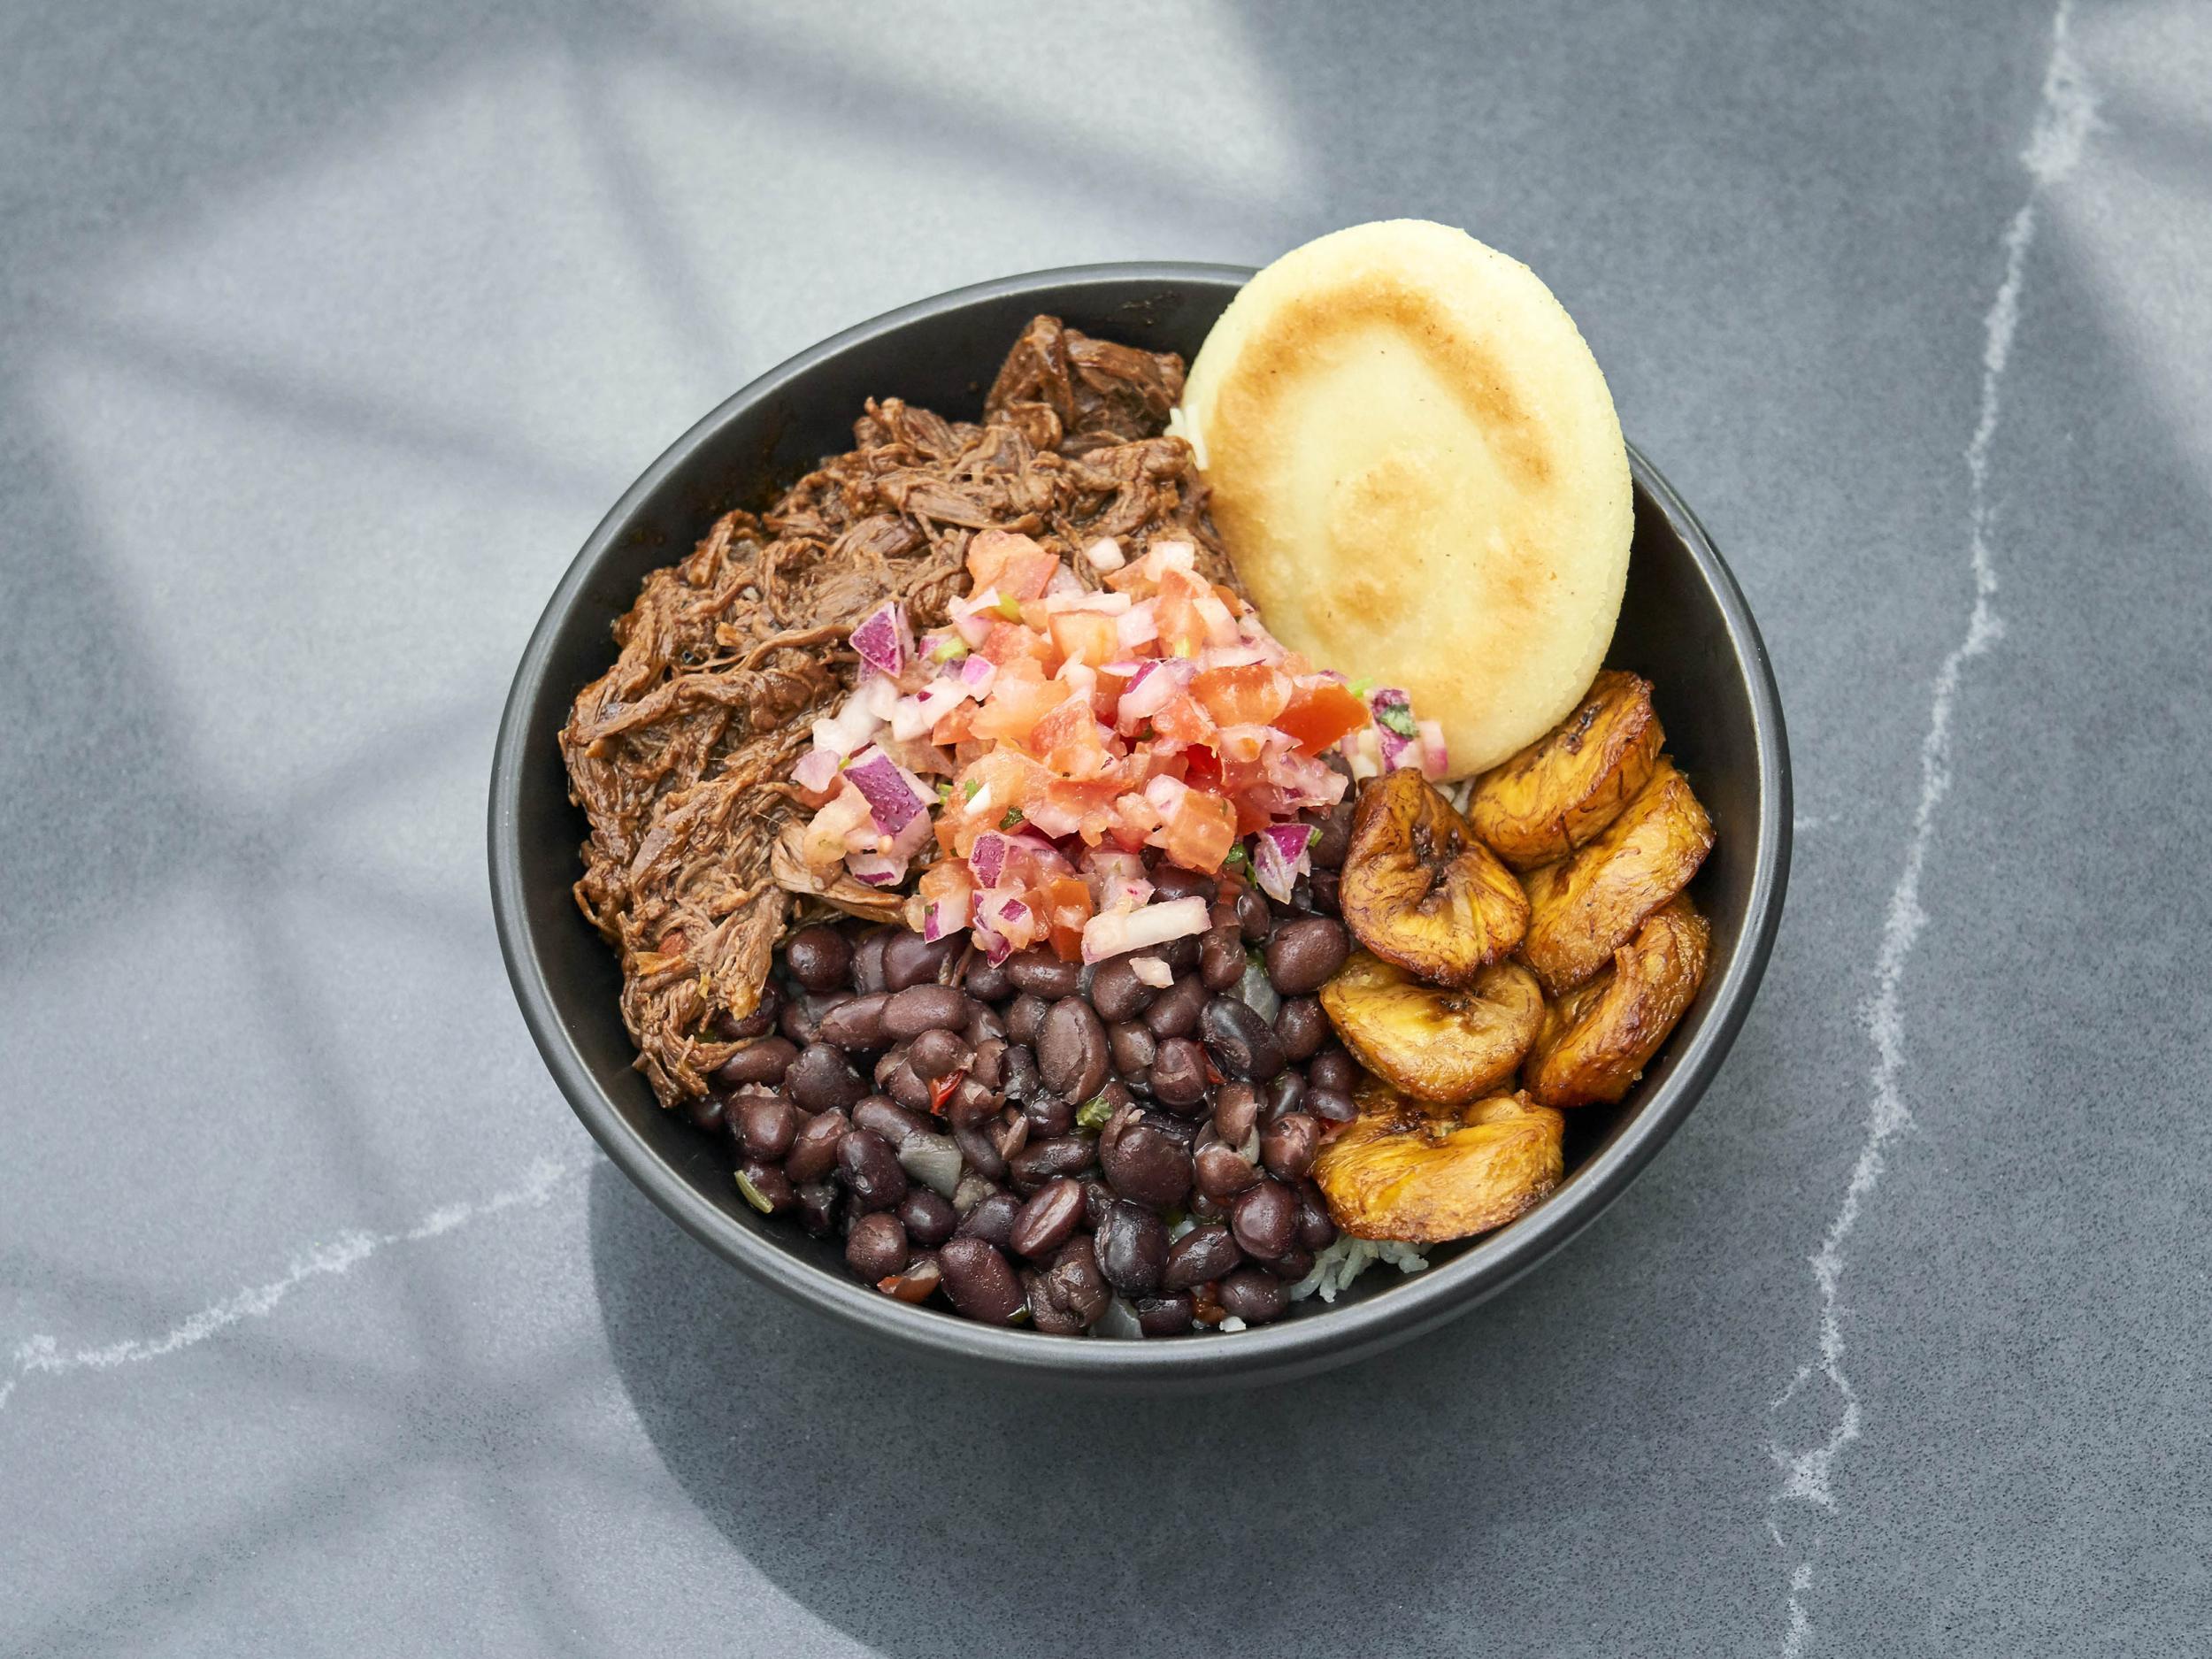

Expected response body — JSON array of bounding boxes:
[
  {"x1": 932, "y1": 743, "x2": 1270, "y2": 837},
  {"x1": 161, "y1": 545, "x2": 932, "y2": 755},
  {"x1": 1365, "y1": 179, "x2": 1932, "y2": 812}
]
[
  {"x1": 1765, "y1": 1, "x2": 2099, "y2": 1645},
  {"x1": 0, "y1": 1151, "x2": 595, "y2": 1420}
]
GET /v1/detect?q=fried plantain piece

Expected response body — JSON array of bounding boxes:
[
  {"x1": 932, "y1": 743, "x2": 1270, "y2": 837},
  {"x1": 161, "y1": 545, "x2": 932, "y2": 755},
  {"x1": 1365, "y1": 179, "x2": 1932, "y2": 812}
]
[
  {"x1": 1469, "y1": 670, "x2": 1663, "y2": 869},
  {"x1": 1319, "y1": 950, "x2": 1544, "y2": 1105},
  {"x1": 1339, "y1": 767, "x2": 1530, "y2": 986},
  {"x1": 1518, "y1": 757, "x2": 1713, "y2": 995},
  {"x1": 1311, "y1": 1082, "x2": 1565, "y2": 1243},
  {"x1": 1524, "y1": 896, "x2": 1710, "y2": 1107}
]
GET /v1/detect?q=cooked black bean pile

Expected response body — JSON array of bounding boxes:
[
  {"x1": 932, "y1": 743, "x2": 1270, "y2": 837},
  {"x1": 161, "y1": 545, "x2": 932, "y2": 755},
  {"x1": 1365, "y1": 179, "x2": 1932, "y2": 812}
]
[{"x1": 689, "y1": 799, "x2": 1365, "y2": 1334}]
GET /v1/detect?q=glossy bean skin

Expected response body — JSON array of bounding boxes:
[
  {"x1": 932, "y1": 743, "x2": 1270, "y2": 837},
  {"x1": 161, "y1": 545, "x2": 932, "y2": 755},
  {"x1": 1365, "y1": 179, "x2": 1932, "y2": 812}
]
[
  {"x1": 785, "y1": 925, "x2": 853, "y2": 992},
  {"x1": 837, "y1": 1127, "x2": 909, "y2": 1211},
  {"x1": 1005, "y1": 994, "x2": 1050, "y2": 1047},
  {"x1": 787, "y1": 1043, "x2": 867, "y2": 1111},
  {"x1": 1025, "y1": 1273, "x2": 1087, "y2": 1334},
  {"x1": 1099, "y1": 1116, "x2": 1192, "y2": 1210},
  {"x1": 1134, "y1": 1293, "x2": 1195, "y2": 1336},
  {"x1": 1199, "y1": 926, "x2": 1247, "y2": 992},
  {"x1": 1143, "y1": 975, "x2": 1207, "y2": 1040},
  {"x1": 1236, "y1": 887, "x2": 1274, "y2": 943},
  {"x1": 1270, "y1": 1245, "x2": 1316, "y2": 1284},
  {"x1": 1023, "y1": 1093, "x2": 1076, "y2": 1138},
  {"x1": 1307, "y1": 1048, "x2": 1357, "y2": 1095},
  {"x1": 851, "y1": 929, "x2": 893, "y2": 994},
  {"x1": 1148, "y1": 1037, "x2": 1210, "y2": 1110},
  {"x1": 1213, "y1": 1081, "x2": 1263, "y2": 1148},
  {"x1": 685, "y1": 1092, "x2": 726, "y2": 1133},
  {"x1": 884, "y1": 1058, "x2": 934, "y2": 1114},
  {"x1": 1095, "y1": 1201, "x2": 1169, "y2": 1294},
  {"x1": 954, "y1": 1120, "x2": 1008, "y2": 1182},
  {"x1": 711, "y1": 1036, "x2": 797, "y2": 1091},
  {"x1": 852, "y1": 1096, "x2": 928, "y2": 1148},
  {"x1": 1307, "y1": 802, "x2": 1354, "y2": 870},
  {"x1": 846, "y1": 1212, "x2": 909, "y2": 1283},
  {"x1": 1003, "y1": 948, "x2": 1082, "y2": 999},
  {"x1": 1264, "y1": 917, "x2": 1350, "y2": 995},
  {"x1": 1149, "y1": 864, "x2": 1213, "y2": 902},
  {"x1": 1262, "y1": 1113, "x2": 1321, "y2": 1180},
  {"x1": 1308, "y1": 868, "x2": 1341, "y2": 917},
  {"x1": 1273, "y1": 997, "x2": 1328, "y2": 1063},
  {"x1": 906, "y1": 1026, "x2": 971, "y2": 1081},
  {"x1": 1108, "y1": 1020, "x2": 1157, "y2": 1079},
  {"x1": 1009, "y1": 1178, "x2": 1086, "y2": 1260},
  {"x1": 937, "y1": 1237, "x2": 1025, "y2": 1324},
  {"x1": 1194, "y1": 1139, "x2": 1262, "y2": 1203},
  {"x1": 710, "y1": 982, "x2": 780, "y2": 1041},
  {"x1": 1303, "y1": 1086, "x2": 1357, "y2": 1125},
  {"x1": 733, "y1": 1095, "x2": 800, "y2": 1163},
  {"x1": 1041, "y1": 1236, "x2": 1110, "y2": 1328},
  {"x1": 880, "y1": 984, "x2": 970, "y2": 1039},
  {"x1": 955, "y1": 1190, "x2": 1020, "y2": 1249},
  {"x1": 1216, "y1": 1267, "x2": 1288, "y2": 1325},
  {"x1": 898, "y1": 1187, "x2": 957, "y2": 1248},
  {"x1": 735, "y1": 1160, "x2": 796, "y2": 1216},
  {"x1": 1089, "y1": 957, "x2": 1156, "y2": 1024},
  {"x1": 1036, "y1": 998, "x2": 1110, "y2": 1105},
  {"x1": 964, "y1": 956, "x2": 1013, "y2": 1002},
  {"x1": 1007, "y1": 1134, "x2": 1096, "y2": 1193},
  {"x1": 1296, "y1": 1185, "x2": 1340, "y2": 1251},
  {"x1": 817, "y1": 994, "x2": 890, "y2": 1051},
  {"x1": 796, "y1": 1180, "x2": 841, "y2": 1238},
  {"x1": 1230, "y1": 1179, "x2": 1298, "y2": 1259},
  {"x1": 1162, "y1": 1224, "x2": 1241, "y2": 1292},
  {"x1": 883, "y1": 930, "x2": 962, "y2": 992},
  {"x1": 1202, "y1": 996, "x2": 1286, "y2": 1082},
  {"x1": 784, "y1": 1109, "x2": 849, "y2": 1185}
]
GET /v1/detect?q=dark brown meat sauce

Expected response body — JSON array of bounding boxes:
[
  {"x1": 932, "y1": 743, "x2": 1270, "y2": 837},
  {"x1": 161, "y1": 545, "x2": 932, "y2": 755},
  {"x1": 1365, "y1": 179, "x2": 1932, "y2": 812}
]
[
  {"x1": 697, "y1": 805, "x2": 1367, "y2": 1333},
  {"x1": 562, "y1": 317, "x2": 1241, "y2": 1107}
]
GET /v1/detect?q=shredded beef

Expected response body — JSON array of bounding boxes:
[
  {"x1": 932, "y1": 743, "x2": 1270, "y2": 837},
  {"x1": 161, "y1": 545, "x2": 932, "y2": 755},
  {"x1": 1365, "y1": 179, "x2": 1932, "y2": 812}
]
[{"x1": 562, "y1": 316, "x2": 1239, "y2": 1104}]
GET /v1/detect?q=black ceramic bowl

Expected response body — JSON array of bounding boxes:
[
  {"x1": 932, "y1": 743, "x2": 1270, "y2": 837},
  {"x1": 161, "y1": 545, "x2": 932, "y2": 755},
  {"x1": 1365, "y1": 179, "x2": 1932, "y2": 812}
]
[{"x1": 490, "y1": 264, "x2": 1789, "y2": 1391}]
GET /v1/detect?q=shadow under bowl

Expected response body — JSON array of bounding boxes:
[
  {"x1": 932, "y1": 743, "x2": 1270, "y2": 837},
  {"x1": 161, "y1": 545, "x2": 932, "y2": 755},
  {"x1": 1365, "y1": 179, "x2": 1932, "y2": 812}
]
[{"x1": 488, "y1": 263, "x2": 1791, "y2": 1392}]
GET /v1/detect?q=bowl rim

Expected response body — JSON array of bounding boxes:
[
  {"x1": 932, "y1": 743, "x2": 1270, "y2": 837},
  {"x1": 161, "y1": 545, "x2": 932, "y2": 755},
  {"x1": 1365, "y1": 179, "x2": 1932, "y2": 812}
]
[{"x1": 488, "y1": 261, "x2": 1792, "y2": 1386}]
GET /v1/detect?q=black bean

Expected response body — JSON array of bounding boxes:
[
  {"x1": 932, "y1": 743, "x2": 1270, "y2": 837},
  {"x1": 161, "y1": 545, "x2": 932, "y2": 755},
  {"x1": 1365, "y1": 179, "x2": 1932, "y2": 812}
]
[
  {"x1": 1212, "y1": 1080, "x2": 1263, "y2": 1147},
  {"x1": 880, "y1": 1249, "x2": 942, "y2": 1303},
  {"x1": 1159, "y1": 933, "x2": 1202, "y2": 975},
  {"x1": 1149, "y1": 863, "x2": 1213, "y2": 901},
  {"x1": 968, "y1": 1037, "x2": 1008, "y2": 1090},
  {"x1": 881, "y1": 983, "x2": 970, "y2": 1039},
  {"x1": 1216, "y1": 1267, "x2": 1288, "y2": 1324},
  {"x1": 1100, "y1": 1117, "x2": 1193, "y2": 1210},
  {"x1": 892, "y1": 1059, "x2": 938, "y2": 1113},
  {"x1": 966, "y1": 1002, "x2": 1007, "y2": 1046},
  {"x1": 1024, "y1": 1093, "x2": 1075, "y2": 1138},
  {"x1": 907, "y1": 1026, "x2": 971, "y2": 1081},
  {"x1": 1089, "y1": 957, "x2": 1156, "y2": 1024},
  {"x1": 1200, "y1": 925, "x2": 1248, "y2": 993},
  {"x1": 1082, "y1": 1178, "x2": 1116, "y2": 1231},
  {"x1": 1266, "y1": 1071, "x2": 1307, "y2": 1123},
  {"x1": 1296, "y1": 1185, "x2": 1339, "y2": 1251},
  {"x1": 1270, "y1": 1245, "x2": 1316, "y2": 1284},
  {"x1": 837, "y1": 1127, "x2": 908, "y2": 1211},
  {"x1": 711, "y1": 1035, "x2": 796, "y2": 1092},
  {"x1": 1308, "y1": 1048, "x2": 1356, "y2": 1095},
  {"x1": 787, "y1": 1043, "x2": 866, "y2": 1111},
  {"x1": 785, "y1": 1109, "x2": 849, "y2": 1184},
  {"x1": 1026, "y1": 1271, "x2": 1087, "y2": 1334},
  {"x1": 1308, "y1": 868, "x2": 1341, "y2": 917},
  {"x1": 1231, "y1": 1179, "x2": 1297, "y2": 1258},
  {"x1": 852, "y1": 1096, "x2": 927, "y2": 1148},
  {"x1": 1274, "y1": 997, "x2": 1328, "y2": 1063},
  {"x1": 1096, "y1": 1202, "x2": 1169, "y2": 1294},
  {"x1": 1262, "y1": 1113, "x2": 1321, "y2": 1179},
  {"x1": 964, "y1": 956, "x2": 1013, "y2": 1002},
  {"x1": 1010, "y1": 1178, "x2": 1086, "y2": 1259},
  {"x1": 1003, "y1": 948, "x2": 1082, "y2": 999},
  {"x1": 1043, "y1": 1236, "x2": 1111, "y2": 1327},
  {"x1": 1108, "y1": 1020, "x2": 1157, "y2": 1078},
  {"x1": 954, "y1": 1120, "x2": 1008, "y2": 1182},
  {"x1": 785, "y1": 925, "x2": 854, "y2": 992},
  {"x1": 1308, "y1": 802, "x2": 1354, "y2": 870},
  {"x1": 735, "y1": 1160, "x2": 796, "y2": 1216},
  {"x1": 1008, "y1": 1134, "x2": 1095, "y2": 1192},
  {"x1": 796, "y1": 1180, "x2": 842, "y2": 1237},
  {"x1": 1162, "y1": 1224, "x2": 1241, "y2": 1291},
  {"x1": 846, "y1": 1211, "x2": 909, "y2": 1282},
  {"x1": 1202, "y1": 995, "x2": 1286, "y2": 1082},
  {"x1": 1148, "y1": 1038, "x2": 1210, "y2": 1110},
  {"x1": 1265, "y1": 917, "x2": 1350, "y2": 995},
  {"x1": 1194, "y1": 1139, "x2": 1262, "y2": 1202},
  {"x1": 898, "y1": 1187, "x2": 957, "y2": 1248},
  {"x1": 938, "y1": 1237, "x2": 1025, "y2": 1324},
  {"x1": 1037, "y1": 998, "x2": 1110, "y2": 1104},
  {"x1": 956, "y1": 1189, "x2": 1020, "y2": 1249},
  {"x1": 778, "y1": 994, "x2": 835, "y2": 1047},
  {"x1": 733, "y1": 1095, "x2": 800, "y2": 1163},
  {"x1": 1135, "y1": 1293, "x2": 1195, "y2": 1336},
  {"x1": 685, "y1": 1093, "x2": 726, "y2": 1133},
  {"x1": 999, "y1": 1041, "x2": 1043, "y2": 1102},
  {"x1": 817, "y1": 993, "x2": 889, "y2": 1051},
  {"x1": 1143, "y1": 975, "x2": 1207, "y2": 1039},
  {"x1": 1236, "y1": 887, "x2": 1274, "y2": 943},
  {"x1": 994, "y1": 1110, "x2": 1031, "y2": 1165},
  {"x1": 1188, "y1": 1191, "x2": 1225, "y2": 1224},
  {"x1": 1144, "y1": 1106, "x2": 1198, "y2": 1148},
  {"x1": 852, "y1": 928, "x2": 893, "y2": 994},
  {"x1": 883, "y1": 929, "x2": 961, "y2": 991},
  {"x1": 1305, "y1": 1086, "x2": 1357, "y2": 1125},
  {"x1": 710, "y1": 982, "x2": 780, "y2": 1041},
  {"x1": 946, "y1": 1075, "x2": 1001, "y2": 1132},
  {"x1": 1006, "y1": 993, "x2": 1050, "y2": 1047}
]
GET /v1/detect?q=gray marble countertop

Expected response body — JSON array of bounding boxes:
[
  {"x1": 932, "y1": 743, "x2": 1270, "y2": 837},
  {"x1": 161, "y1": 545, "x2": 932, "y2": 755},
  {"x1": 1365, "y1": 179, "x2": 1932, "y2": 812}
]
[{"x1": 5, "y1": 3, "x2": 2207, "y2": 1654}]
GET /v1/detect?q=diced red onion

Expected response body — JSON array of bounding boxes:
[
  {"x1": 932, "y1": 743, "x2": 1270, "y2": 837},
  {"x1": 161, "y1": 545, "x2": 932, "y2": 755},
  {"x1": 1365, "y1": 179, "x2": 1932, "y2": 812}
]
[
  {"x1": 810, "y1": 689, "x2": 882, "y2": 758},
  {"x1": 884, "y1": 807, "x2": 936, "y2": 862},
  {"x1": 958, "y1": 654, "x2": 998, "y2": 695},
  {"x1": 844, "y1": 746, "x2": 932, "y2": 835},
  {"x1": 1200, "y1": 643, "x2": 1271, "y2": 671},
  {"x1": 949, "y1": 588, "x2": 999, "y2": 647},
  {"x1": 1253, "y1": 822, "x2": 1315, "y2": 904},
  {"x1": 968, "y1": 831, "x2": 1011, "y2": 887},
  {"x1": 1143, "y1": 772, "x2": 1192, "y2": 817},
  {"x1": 847, "y1": 850, "x2": 907, "y2": 887},
  {"x1": 891, "y1": 679, "x2": 968, "y2": 741},
  {"x1": 792, "y1": 746, "x2": 841, "y2": 794},
  {"x1": 1115, "y1": 601, "x2": 1159, "y2": 652},
  {"x1": 850, "y1": 602, "x2": 912, "y2": 680},
  {"x1": 1045, "y1": 563, "x2": 1085, "y2": 597},
  {"x1": 858, "y1": 675, "x2": 902, "y2": 721},
  {"x1": 802, "y1": 787, "x2": 873, "y2": 870},
  {"x1": 1118, "y1": 657, "x2": 1193, "y2": 725},
  {"x1": 1044, "y1": 588, "x2": 1132, "y2": 615},
  {"x1": 1079, "y1": 896, "x2": 1210, "y2": 964},
  {"x1": 1130, "y1": 956, "x2": 1174, "y2": 988},
  {"x1": 1084, "y1": 536, "x2": 1126, "y2": 572},
  {"x1": 921, "y1": 889, "x2": 972, "y2": 943},
  {"x1": 1192, "y1": 591, "x2": 1239, "y2": 648}
]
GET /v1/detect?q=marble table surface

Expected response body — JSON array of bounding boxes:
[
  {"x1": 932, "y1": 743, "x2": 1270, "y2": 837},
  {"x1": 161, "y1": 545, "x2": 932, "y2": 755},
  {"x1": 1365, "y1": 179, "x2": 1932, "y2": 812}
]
[{"x1": 5, "y1": 2, "x2": 2207, "y2": 1654}]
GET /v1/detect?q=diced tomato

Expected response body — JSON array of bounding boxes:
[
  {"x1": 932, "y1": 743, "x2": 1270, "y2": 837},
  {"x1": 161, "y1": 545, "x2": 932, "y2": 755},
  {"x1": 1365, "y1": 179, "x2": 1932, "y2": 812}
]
[
  {"x1": 1212, "y1": 583, "x2": 1248, "y2": 618},
  {"x1": 1048, "y1": 611, "x2": 1120, "y2": 672},
  {"x1": 1159, "y1": 790, "x2": 1239, "y2": 873},
  {"x1": 1274, "y1": 678, "x2": 1371, "y2": 756},
  {"x1": 977, "y1": 619, "x2": 1051, "y2": 669},
  {"x1": 1179, "y1": 744, "x2": 1224, "y2": 796},
  {"x1": 1193, "y1": 664, "x2": 1291, "y2": 728},
  {"x1": 973, "y1": 672, "x2": 1068, "y2": 749},
  {"x1": 1153, "y1": 567, "x2": 1212, "y2": 658},
  {"x1": 966, "y1": 529, "x2": 1060, "y2": 599},
  {"x1": 1035, "y1": 875, "x2": 1094, "y2": 961},
  {"x1": 929, "y1": 700, "x2": 979, "y2": 747},
  {"x1": 1150, "y1": 693, "x2": 1217, "y2": 748},
  {"x1": 917, "y1": 859, "x2": 972, "y2": 910}
]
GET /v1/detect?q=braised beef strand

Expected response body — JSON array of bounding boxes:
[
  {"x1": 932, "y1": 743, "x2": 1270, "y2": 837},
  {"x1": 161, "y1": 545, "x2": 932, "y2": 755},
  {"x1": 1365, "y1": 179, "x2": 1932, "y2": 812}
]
[{"x1": 562, "y1": 316, "x2": 1239, "y2": 1105}]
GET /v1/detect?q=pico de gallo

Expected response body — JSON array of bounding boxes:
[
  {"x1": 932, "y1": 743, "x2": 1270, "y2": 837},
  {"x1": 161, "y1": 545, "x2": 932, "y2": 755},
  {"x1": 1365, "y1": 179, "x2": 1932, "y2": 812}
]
[{"x1": 790, "y1": 529, "x2": 1448, "y2": 967}]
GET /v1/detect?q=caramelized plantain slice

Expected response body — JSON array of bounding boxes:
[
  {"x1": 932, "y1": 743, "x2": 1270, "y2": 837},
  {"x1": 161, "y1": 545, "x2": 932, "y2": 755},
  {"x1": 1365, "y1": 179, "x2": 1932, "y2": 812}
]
[
  {"x1": 1524, "y1": 896, "x2": 1710, "y2": 1107},
  {"x1": 1518, "y1": 757, "x2": 1713, "y2": 995},
  {"x1": 1319, "y1": 950, "x2": 1544, "y2": 1105},
  {"x1": 1469, "y1": 671, "x2": 1663, "y2": 869},
  {"x1": 1311, "y1": 1082, "x2": 1565, "y2": 1243},
  {"x1": 1340, "y1": 768, "x2": 1530, "y2": 986}
]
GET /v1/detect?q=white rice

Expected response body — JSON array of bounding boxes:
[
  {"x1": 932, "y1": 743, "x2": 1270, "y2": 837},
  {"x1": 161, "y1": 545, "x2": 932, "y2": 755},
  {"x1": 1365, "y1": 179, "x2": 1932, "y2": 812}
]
[{"x1": 1287, "y1": 1236, "x2": 1431, "y2": 1303}]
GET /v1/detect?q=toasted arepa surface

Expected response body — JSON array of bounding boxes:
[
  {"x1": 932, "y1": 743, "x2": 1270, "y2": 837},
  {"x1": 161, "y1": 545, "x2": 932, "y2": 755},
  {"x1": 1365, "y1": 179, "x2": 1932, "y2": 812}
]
[{"x1": 1179, "y1": 219, "x2": 1632, "y2": 777}]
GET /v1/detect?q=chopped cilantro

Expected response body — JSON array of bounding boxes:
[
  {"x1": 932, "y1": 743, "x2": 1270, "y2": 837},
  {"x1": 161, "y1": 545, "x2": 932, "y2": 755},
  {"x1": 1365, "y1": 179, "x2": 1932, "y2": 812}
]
[
  {"x1": 1074, "y1": 1095, "x2": 1115, "y2": 1133},
  {"x1": 1348, "y1": 676, "x2": 1375, "y2": 697},
  {"x1": 1377, "y1": 703, "x2": 1418, "y2": 739},
  {"x1": 1223, "y1": 841, "x2": 1252, "y2": 876},
  {"x1": 1000, "y1": 806, "x2": 1025, "y2": 830},
  {"x1": 964, "y1": 779, "x2": 983, "y2": 800},
  {"x1": 935, "y1": 780, "x2": 954, "y2": 803}
]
